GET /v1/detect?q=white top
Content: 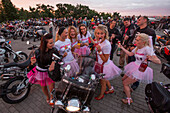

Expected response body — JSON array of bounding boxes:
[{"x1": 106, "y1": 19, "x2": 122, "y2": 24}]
[
  {"x1": 132, "y1": 46, "x2": 154, "y2": 65},
  {"x1": 97, "y1": 39, "x2": 111, "y2": 65},
  {"x1": 54, "y1": 39, "x2": 74, "y2": 63},
  {"x1": 77, "y1": 31, "x2": 91, "y2": 43},
  {"x1": 71, "y1": 39, "x2": 78, "y2": 47}
]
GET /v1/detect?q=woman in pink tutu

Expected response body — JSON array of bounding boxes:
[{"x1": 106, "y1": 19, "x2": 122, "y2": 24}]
[
  {"x1": 55, "y1": 27, "x2": 79, "y2": 77},
  {"x1": 28, "y1": 33, "x2": 59, "y2": 105},
  {"x1": 94, "y1": 25, "x2": 122, "y2": 100},
  {"x1": 77, "y1": 24, "x2": 95, "y2": 56},
  {"x1": 118, "y1": 33, "x2": 161, "y2": 105},
  {"x1": 68, "y1": 26, "x2": 80, "y2": 56}
]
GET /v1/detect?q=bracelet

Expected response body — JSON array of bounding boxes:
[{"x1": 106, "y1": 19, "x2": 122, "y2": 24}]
[{"x1": 97, "y1": 51, "x2": 102, "y2": 55}]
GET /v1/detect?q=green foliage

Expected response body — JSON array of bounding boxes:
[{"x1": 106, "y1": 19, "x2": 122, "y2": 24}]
[
  {"x1": 1, "y1": 0, "x2": 18, "y2": 21},
  {"x1": 0, "y1": 1, "x2": 121, "y2": 22}
]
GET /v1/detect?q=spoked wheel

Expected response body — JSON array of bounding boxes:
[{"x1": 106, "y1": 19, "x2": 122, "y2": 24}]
[
  {"x1": 14, "y1": 52, "x2": 28, "y2": 63},
  {"x1": 1, "y1": 76, "x2": 31, "y2": 104}
]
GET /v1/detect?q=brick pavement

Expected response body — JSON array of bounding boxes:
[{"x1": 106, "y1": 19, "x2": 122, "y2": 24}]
[{"x1": 0, "y1": 28, "x2": 169, "y2": 113}]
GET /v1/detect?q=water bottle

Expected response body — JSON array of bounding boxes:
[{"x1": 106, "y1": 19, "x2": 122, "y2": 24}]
[
  {"x1": 117, "y1": 41, "x2": 121, "y2": 56},
  {"x1": 138, "y1": 59, "x2": 148, "y2": 72}
]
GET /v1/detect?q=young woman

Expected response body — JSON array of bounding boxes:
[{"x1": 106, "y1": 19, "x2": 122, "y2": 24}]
[
  {"x1": 55, "y1": 27, "x2": 79, "y2": 77},
  {"x1": 94, "y1": 25, "x2": 122, "y2": 100},
  {"x1": 77, "y1": 24, "x2": 95, "y2": 56},
  {"x1": 68, "y1": 26, "x2": 80, "y2": 54},
  {"x1": 29, "y1": 33, "x2": 60, "y2": 105},
  {"x1": 118, "y1": 33, "x2": 161, "y2": 105}
]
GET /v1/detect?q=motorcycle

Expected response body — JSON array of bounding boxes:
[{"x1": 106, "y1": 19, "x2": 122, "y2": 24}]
[
  {"x1": 145, "y1": 46, "x2": 170, "y2": 113},
  {"x1": 154, "y1": 30, "x2": 170, "y2": 60},
  {"x1": 0, "y1": 55, "x2": 32, "y2": 104},
  {"x1": 0, "y1": 27, "x2": 14, "y2": 39},
  {"x1": 50, "y1": 55, "x2": 104, "y2": 113},
  {"x1": 0, "y1": 36, "x2": 28, "y2": 64},
  {"x1": 21, "y1": 26, "x2": 36, "y2": 41}
]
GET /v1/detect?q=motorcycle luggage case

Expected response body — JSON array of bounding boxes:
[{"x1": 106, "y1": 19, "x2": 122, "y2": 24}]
[
  {"x1": 161, "y1": 63, "x2": 170, "y2": 79},
  {"x1": 145, "y1": 82, "x2": 170, "y2": 112}
]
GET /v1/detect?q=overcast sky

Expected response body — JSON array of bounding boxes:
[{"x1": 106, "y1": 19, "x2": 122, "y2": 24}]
[{"x1": 11, "y1": 0, "x2": 170, "y2": 16}]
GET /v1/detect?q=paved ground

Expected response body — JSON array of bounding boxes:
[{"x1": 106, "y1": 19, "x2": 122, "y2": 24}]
[{"x1": 0, "y1": 27, "x2": 169, "y2": 113}]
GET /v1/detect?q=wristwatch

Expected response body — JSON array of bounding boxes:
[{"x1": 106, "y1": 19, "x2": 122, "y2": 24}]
[{"x1": 97, "y1": 51, "x2": 102, "y2": 55}]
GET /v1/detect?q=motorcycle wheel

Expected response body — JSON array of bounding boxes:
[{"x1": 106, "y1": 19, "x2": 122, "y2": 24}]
[
  {"x1": 1, "y1": 76, "x2": 31, "y2": 104},
  {"x1": 13, "y1": 52, "x2": 28, "y2": 63}
]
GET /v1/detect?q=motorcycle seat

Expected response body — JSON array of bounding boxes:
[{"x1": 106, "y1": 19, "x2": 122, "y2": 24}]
[{"x1": 4, "y1": 58, "x2": 31, "y2": 69}]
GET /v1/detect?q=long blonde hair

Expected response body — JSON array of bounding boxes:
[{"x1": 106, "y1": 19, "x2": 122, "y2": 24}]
[
  {"x1": 94, "y1": 24, "x2": 109, "y2": 40},
  {"x1": 135, "y1": 33, "x2": 149, "y2": 53},
  {"x1": 68, "y1": 26, "x2": 78, "y2": 43}
]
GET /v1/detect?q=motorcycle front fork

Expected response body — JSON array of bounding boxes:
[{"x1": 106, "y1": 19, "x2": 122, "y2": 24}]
[{"x1": 17, "y1": 78, "x2": 31, "y2": 92}]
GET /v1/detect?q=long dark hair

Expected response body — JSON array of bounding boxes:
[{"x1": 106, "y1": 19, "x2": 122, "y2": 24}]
[
  {"x1": 79, "y1": 24, "x2": 87, "y2": 38},
  {"x1": 39, "y1": 33, "x2": 53, "y2": 62}
]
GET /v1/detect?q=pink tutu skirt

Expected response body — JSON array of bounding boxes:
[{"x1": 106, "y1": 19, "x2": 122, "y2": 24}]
[
  {"x1": 27, "y1": 66, "x2": 54, "y2": 86},
  {"x1": 63, "y1": 59, "x2": 80, "y2": 77},
  {"x1": 74, "y1": 46, "x2": 91, "y2": 56},
  {"x1": 103, "y1": 60, "x2": 122, "y2": 80},
  {"x1": 124, "y1": 62, "x2": 153, "y2": 83}
]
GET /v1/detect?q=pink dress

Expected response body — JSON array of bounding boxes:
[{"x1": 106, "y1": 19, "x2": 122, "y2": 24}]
[
  {"x1": 124, "y1": 46, "x2": 154, "y2": 83},
  {"x1": 95, "y1": 39, "x2": 122, "y2": 80}
]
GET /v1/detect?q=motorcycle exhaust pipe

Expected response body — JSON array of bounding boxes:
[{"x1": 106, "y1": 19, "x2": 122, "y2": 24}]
[{"x1": 0, "y1": 74, "x2": 15, "y2": 80}]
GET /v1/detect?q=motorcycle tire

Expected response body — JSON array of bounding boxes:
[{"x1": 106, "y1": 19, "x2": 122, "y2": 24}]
[
  {"x1": 1, "y1": 76, "x2": 31, "y2": 104},
  {"x1": 13, "y1": 52, "x2": 28, "y2": 63}
]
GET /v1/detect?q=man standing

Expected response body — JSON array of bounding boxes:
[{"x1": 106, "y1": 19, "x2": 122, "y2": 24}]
[
  {"x1": 108, "y1": 19, "x2": 121, "y2": 60},
  {"x1": 119, "y1": 18, "x2": 136, "y2": 68},
  {"x1": 130, "y1": 16, "x2": 156, "y2": 90}
]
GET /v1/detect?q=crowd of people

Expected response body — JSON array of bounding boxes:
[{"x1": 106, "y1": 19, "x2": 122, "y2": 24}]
[{"x1": 27, "y1": 15, "x2": 162, "y2": 106}]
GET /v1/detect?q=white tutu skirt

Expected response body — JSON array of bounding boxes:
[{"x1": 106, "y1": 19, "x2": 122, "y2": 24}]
[
  {"x1": 64, "y1": 59, "x2": 80, "y2": 77},
  {"x1": 103, "y1": 60, "x2": 122, "y2": 80},
  {"x1": 124, "y1": 62, "x2": 153, "y2": 83}
]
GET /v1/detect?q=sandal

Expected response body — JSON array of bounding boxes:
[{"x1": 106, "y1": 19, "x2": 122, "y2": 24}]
[
  {"x1": 94, "y1": 95, "x2": 104, "y2": 100},
  {"x1": 121, "y1": 97, "x2": 133, "y2": 105},
  {"x1": 105, "y1": 86, "x2": 114, "y2": 94}
]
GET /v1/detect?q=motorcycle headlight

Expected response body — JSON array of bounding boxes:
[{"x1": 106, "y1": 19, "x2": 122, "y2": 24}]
[
  {"x1": 66, "y1": 98, "x2": 80, "y2": 112},
  {"x1": 55, "y1": 100, "x2": 64, "y2": 107}
]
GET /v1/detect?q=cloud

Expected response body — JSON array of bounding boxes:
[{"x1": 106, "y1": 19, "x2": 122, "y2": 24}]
[{"x1": 11, "y1": 0, "x2": 170, "y2": 16}]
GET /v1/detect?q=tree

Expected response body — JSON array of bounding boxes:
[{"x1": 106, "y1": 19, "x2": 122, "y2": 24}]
[
  {"x1": 2, "y1": 0, "x2": 18, "y2": 21},
  {"x1": 0, "y1": 2, "x2": 6, "y2": 22}
]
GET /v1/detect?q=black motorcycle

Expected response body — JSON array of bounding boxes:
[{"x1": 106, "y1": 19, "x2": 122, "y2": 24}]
[
  {"x1": 145, "y1": 46, "x2": 170, "y2": 113},
  {"x1": 50, "y1": 55, "x2": 104, "y2": 113},
  {"x1": 0, "y1": 55, "x2": 32, "y2": 104},
  {"x1": 0, "y1": 36, "x2": 28, "y2": 64}
]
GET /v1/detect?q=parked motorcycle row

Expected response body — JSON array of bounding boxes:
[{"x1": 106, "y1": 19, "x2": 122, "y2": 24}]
[{"x1": 0, "y1": 23, "x2": 46, "y2": 42}]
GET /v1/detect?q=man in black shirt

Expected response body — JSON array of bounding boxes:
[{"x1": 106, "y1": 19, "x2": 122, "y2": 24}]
[
  {"x1": 131, "y1": 16, "x2": 156, "y2": 90},
  {"x1": 108, "y1": 19, "x2": 121, "y2": 60},
  {"x1": 119, "y1": 18, "x2": 136, "y2": 68}
]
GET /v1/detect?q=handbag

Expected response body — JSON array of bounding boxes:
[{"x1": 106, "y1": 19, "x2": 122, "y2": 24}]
[
  {"x1": 94, "y1": 52, "x2": 104, "y2": 74},
  {"x1": 27, "y1": 66, "x2": 37, "y2": 84}
]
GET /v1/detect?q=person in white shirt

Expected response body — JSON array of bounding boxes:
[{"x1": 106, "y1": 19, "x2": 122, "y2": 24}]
[
  {"x1": 77, "y1": 24, "x2": 95, "y2": 56},
  {"x1": 55, "y1": 27, "x2": 79, "y2": 77},
  {"x1": 118, "y1": 33, "x2": 161, "y2": 105},
  {"x1": 68, "y1": 26, "x2": 80, "y2": 55},
  {"x1": 94, "y1": 25, "x2": 122, "y2": 100}
]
